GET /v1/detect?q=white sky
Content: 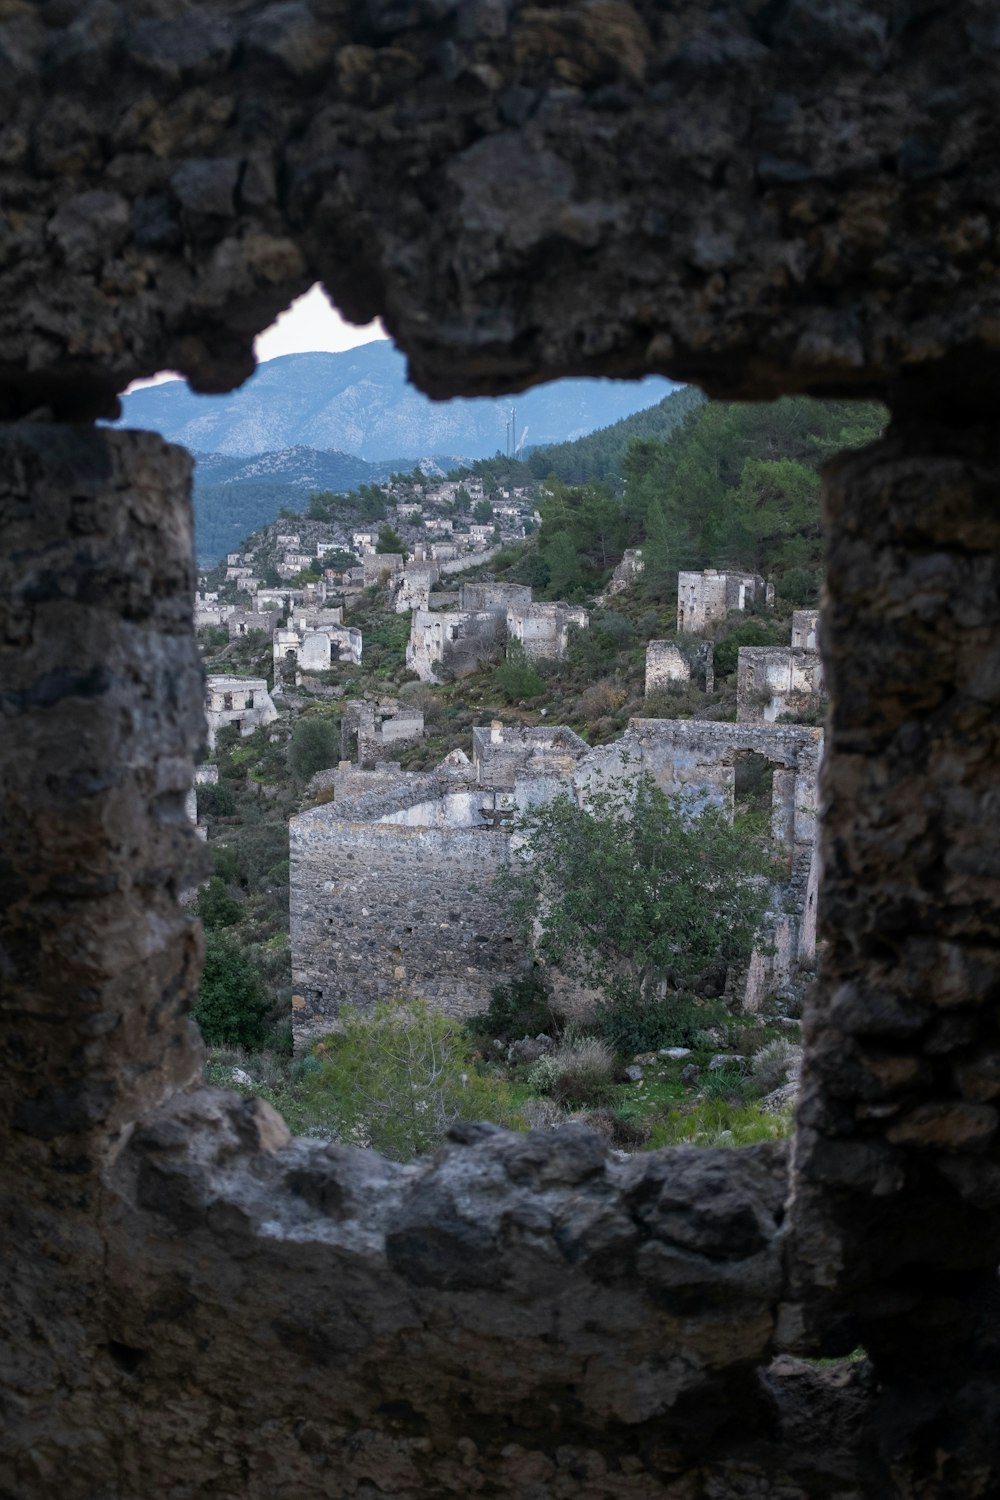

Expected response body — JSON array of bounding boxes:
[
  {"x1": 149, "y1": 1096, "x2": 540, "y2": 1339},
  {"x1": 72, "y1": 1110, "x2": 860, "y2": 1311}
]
[{"x1": 128, "y1": 283, "x2": 388, "y2": 390}]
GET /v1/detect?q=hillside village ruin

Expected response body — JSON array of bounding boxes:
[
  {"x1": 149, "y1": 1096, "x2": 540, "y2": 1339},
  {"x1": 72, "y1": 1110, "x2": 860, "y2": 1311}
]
[{"x1": 194, "y1": 502, "x2": 828, "y2": 1051}]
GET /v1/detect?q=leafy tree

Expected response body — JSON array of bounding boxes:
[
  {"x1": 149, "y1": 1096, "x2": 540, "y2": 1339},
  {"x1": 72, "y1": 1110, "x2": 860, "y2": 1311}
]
[
  {"x1": 473, "y1": 499, "x2": 494, "y2": 523},
  {"x1": 491, "y1": 640, "x2": 545, "y2": 702},
  {"x1": 298, "y1": 998, "x2": 525, "y2": 1161},
  {"x1": 504, "y1": 772, "x2": 774, "y2": 1030},
  {"x1": 197, "y1": 875, "x2": 241, "y2": 931},
  {"x1": 376, "y1": 523, "x2": 407, "y2": 558},
  {"x1": 193, "y1": 930, "x2": 271, "y2": 1048},
  {"x1": 288, "y1": 716, "x2": 340, "y2": 781}
]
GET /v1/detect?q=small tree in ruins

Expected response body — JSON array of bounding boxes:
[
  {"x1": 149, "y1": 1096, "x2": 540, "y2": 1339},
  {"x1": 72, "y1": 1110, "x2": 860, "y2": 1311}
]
[{"x1": 503, "y1": 771, "x2": 775, "y2": 1048}]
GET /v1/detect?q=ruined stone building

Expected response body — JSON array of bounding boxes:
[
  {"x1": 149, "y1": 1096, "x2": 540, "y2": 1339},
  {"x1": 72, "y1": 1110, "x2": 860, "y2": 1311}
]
[
  {"x1": 5, "y1": 6, "x2": 1000, "y2": 1497},
  {"x1": 791, "y1": 608, "x2": 821, "y2": 651},
  {"x1": 273, "y1": 613, "x2": 362, "y2": 671},
  {"x1": 677, "y1": 568, "x2": 773, "y2": 633},
  {"x1": 406, "y1": 606, "x2": 505, "y2": 682},
  {"x1": 227, "y1": 606, "x2": 280, "y2": 640},
  {"x1": 340, "y1": 698, "x2": 425, "y2": 768},
  {"x1": 203, "y1": 675, "x2": 279, "y2": 750},
  {"x1": 506, "y1": 599, "x2": 590, "y2": 659},
  {"x1": 737, "y1": 646, "x2": 827, "y2": 725},
  {"x1": 458, "y1": 580, "x2": 533, "y2": 615},
  {"x1": 290, "y1": 763, "x2": 523, "y2": 1047},
  {"x1": 645, "y1": 638, "x2": 715, "y2": 695},
  {"x1": 291, "y1": 714, "x2": 820, "y2": 1036},
  {"x1": 392, "y1": 558, "x2": 439, "y2": 613}
]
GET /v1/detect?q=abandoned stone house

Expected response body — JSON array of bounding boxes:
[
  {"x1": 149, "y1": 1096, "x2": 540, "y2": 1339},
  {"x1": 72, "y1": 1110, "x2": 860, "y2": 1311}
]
[
  {"x1": 458, "y1": 580, "x2": 533, "y2": 615},
  {"x1": 392, "y1": 558, "x2": 439, "y2": 613},
  {"x1": 289, "y1": 762, "x2": 523, "y2": 1047},
  {"x1": 791, "y1": 608, "x2": 821, "y2": 651},
  {"x1": 406, "y1": 606, "x2": 505, "y2": 682},
  {"x1": 677, "y1": 568, "x2": 774, "y2": 633},
  {"x1": 506, "y1": 598, "x2": 590, "y2": 659},
  {"x1": 645, "y1": 637, "x2": 715, "y2": 695},
  {"x1": 737, "y1": 645, "x2": 827, "y2": 725},
  {"x1": 203, "y1": 675, "x2": 279, "y2": 750},
  {"x1": 227, "y1": 606, "x2": 280, "y2": 640},
  {"x1": 5, "y1": 8, "x2": 1000, "y2": 1498},
  {"x1": 470, "y1": 721, "x2": 590, "y2": 788},
  {"x1": 340, "y1": 698, "x2": 425, "y2": 768},
  {"x1": 273, "y1": 613, "x2": 362, "y2": 671}
]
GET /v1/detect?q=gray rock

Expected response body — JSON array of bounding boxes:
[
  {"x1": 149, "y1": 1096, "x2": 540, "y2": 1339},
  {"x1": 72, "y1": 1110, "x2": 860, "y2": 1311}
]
[
  {"x1": 680, "y1": 1064, "x2": 701, "y2": 1085},
  {"x1": 623, "y1": 1065, "x2": 644, "y2": 1083},
  {"x1": 660, "y1": 1047, "x2": 693, "y2": 1060},
  {"x1": 709, "y1": 1054, "x2": 747, "y2": 1072}
]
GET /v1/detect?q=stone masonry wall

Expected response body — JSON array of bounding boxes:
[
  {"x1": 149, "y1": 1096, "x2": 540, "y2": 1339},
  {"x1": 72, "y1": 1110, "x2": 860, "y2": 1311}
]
[{"x1": 290, "y1": 810, "x2": 518, "y2": 1044}]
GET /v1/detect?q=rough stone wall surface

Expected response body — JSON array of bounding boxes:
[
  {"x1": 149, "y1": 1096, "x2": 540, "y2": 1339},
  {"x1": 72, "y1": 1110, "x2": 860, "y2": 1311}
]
[
  {"x1": 507, "y1": 601, "x2": 589, "y2": 660},
  {"x1": 289, "y1": 809, "x2": 518, "y2": 1034},
  {"x1": 459, "y1": 580, "x2": 533, "y2": 614},
  {"x1": 645, "y1": 639, "x2": 690, "y2": 691},
  {"x1": 472, "y1": 723, "x2": 589, "y2": 788},
  {"x1": 227, "y1": 607, "x2": 279, "y2": 639},
  {"x1": 788, "y1": 424, "x2": 1000, "y2": 1486}
]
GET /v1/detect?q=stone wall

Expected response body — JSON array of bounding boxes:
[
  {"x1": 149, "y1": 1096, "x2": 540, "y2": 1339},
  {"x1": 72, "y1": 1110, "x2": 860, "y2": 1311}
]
[
  {"x1": 737, "y1": 645, "x2": 826, "y2": 724},
  {"x1": 507, "y1": 600, "x2": 589, "y2": 660},
  {"x1": 406, "y1": 608, "x2": 505, "y2": 683},
  {"x1": 471, "y1": 722, "x2": 589, "y2": 789},
  {"x1": 458, "y1": 581, "x2": 533, "y2": 614},
  {"x1": 791, "y1": 609, "x2": 821, "y2": 651},
  {"x1": 290, "y1": 784, "x2": 518, "y2": 1044},
  {"x1": 341, "y1": 699, "x2": 425, "y2": 768},
  {"x1": 227, "y1": 607, "x2": 279, "y2": 639},
  {"x1": 677, "y1": 570, "x2": 770, "y2": 634},
  {"x1": 645, "y1": 638, "x2": 714, "y2": 695},
  {"x1": 204, "y1": 675, "x2": 278, "y2": 749}
]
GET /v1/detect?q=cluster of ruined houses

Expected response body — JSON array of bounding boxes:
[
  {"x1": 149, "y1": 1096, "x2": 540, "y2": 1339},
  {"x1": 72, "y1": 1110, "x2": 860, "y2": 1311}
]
[{"x1": 288, "y1": 564, "x2": 826, "y2": 1049}]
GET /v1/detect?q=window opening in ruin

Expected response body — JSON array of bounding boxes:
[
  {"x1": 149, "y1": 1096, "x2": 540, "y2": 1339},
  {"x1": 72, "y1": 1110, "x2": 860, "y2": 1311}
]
[
  {"x1": 223, "y1": 692, "x2": 233, "y2": 710},
  {"x1": 734, "y1": 750, "x2": 775, "y2": 816}
]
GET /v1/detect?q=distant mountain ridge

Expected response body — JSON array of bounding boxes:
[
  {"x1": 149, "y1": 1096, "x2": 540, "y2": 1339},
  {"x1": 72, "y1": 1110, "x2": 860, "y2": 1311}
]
[{"x1": 117, "y1": 342, "x2": 676, "y2": 461}]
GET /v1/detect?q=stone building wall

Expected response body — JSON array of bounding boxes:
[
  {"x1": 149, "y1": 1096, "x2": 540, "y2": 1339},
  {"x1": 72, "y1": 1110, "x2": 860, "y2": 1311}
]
[
  {"x1": 290, "y1": 776, "x2": 518, "y2": 1045},
  {"x1": 791, "y1": 609, "x2": 821, "y2": 651},
  {"x1": 227, "y1": 608, "x2": 279, "y2": 640},
  {"x1": 7, "y1": 6, "x2": 1000, "y2": 1496},
  {"x1": 341, "y1": 700, "x2": 425, "y2": 768},
  {"x1": 471, "y1": 722, "x2": 589, "y2": 788},
  {"x1": 676, "y1": 569, "x2": 771, "y2": 633},
  {"x1": 506, "y1": 601, "x2": 589, "y2": 660},
  {"x1": 458, "y1": 581, "x2": 533, "y2": 614},
  {"x1": 645, "y1": 638, "x2": 714, "y2": 695},
  {"x1": 737, "y1": 646, "x2": 826, "y2": 724},
  {"x1": 406, "y1": 608, "x2": 505, "y2": 683},
  {"x1": 393, "y1": 560, "x2": 439, "y2": 613},
  {"x1": 204, "y1": 675, "x2": 278, "y2": 750}
]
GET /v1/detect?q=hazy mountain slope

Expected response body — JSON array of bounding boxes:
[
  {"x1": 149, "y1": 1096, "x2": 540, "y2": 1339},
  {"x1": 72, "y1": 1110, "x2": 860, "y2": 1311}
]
[
  {"x1": 527, "y1": 385, "x2": 705, "y2": 486},
  {"x1": 117, "y1": 342, "x2": 677, "y2": 461}
]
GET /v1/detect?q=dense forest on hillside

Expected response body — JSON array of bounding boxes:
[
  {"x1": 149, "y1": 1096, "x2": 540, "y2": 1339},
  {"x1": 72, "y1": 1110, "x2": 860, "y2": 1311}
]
[
  {"x1": 526, "y1": 385, "x2": 704, "y2": 486},
  {"x1": 515, "y1": 397, "x2": 886, "y2": 606}
]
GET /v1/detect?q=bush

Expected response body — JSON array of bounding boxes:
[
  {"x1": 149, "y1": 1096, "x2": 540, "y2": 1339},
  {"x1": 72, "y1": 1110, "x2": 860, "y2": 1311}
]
[
  {"x1": 590, "y1": 989, "x2": 725, "y2": 1056},
  {"x1": 193, "y1": 931, "x2": 271, "y2": 1049},
  {"x1": 492, "y1": 641, "x2": 545, "y2": 702},
  {"x1": 198, "y1": 780, "x2": 237, "y2": 817},
  {"x1": 197, "y1": 876, "x2": 242, "y2": 931},
  {"x1": 749, "y1": 1038, "x2": 802, "y2": 1096},
  {"x1": 298, "y1": 998, "x2": 526, "y2": 1161},
  {"x1": 579, "y1": 679, "x2": 626, "y2": 722},
  {"x1": 712, "y1": 618, "x2": 780, "y2": 677},
  {"x1": 467, "y1": 970, "x2": 555, "y2": 1043},
  {"x1": 526, "y1": 1035, "x2": 616, "y2": 1106},
  {"x1": 288, "y1": 715, "x2": 340, "y2": 781}
]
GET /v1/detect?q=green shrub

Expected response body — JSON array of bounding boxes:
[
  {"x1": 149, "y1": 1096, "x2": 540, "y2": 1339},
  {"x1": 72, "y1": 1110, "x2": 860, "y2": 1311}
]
[
  {"x1": 198, "y1": 781, "x2": 237, "y2": 817},
  {"x1": 197, "y1": 876, "x2": 242, "y2": 931},
  {"x1": 298, "y1": 998, "x2": 525, "y2": 1161},
  {"x1": 288, "y1": 716, "x2": 339, "y2": 781},
  {"x1": 590, "y1": 988, "x2": 725, "y2": 1057},
  {"x1": 467, "y1": 971, "x2": 555, "y2": 1043},
  {"x1": 526, "y1": 1036, "x2": 616, "y2": 1106},
  {"x1": 193, "y1": 931, "x2": 271, "y2": 1049},
  {"x1": 492, "y1": 641, "x2": 545, "y2": 702}
]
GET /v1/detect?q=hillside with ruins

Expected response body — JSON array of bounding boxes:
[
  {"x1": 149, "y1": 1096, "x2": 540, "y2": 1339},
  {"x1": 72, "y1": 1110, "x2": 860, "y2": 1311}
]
[{"x1": 187, "y1": 396, "x2": 867, "y2": 1155}]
